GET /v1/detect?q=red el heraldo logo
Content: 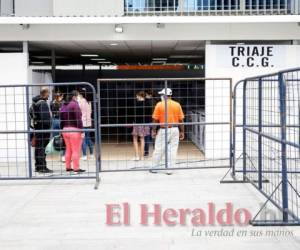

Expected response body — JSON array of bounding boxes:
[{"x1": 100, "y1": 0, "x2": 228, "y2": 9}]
[{"x1": 105, "y1": 202, "x2": 252, "y2": 227}]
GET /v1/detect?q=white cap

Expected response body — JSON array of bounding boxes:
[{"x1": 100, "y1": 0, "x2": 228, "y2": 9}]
[{"x1": 158, "y1": 88, "x2": 172, "y2": 96}]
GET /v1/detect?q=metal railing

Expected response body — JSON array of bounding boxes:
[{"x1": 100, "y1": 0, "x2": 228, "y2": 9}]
[
  {"x1": 124, "y1": 0, "x2": 299, "y2": 15},
  {"x1": 226, "y1": 68, "x2": 300, "y2": 226},
  {"x1": 97, "y1": 77, "x2": 232, "y2": 173},
  {"x1": 0, "y1": 82, "x2": 101, "y2": 189}
]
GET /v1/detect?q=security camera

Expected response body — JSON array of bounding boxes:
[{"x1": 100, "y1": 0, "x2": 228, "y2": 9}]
[{"x1": 20, "y1": 24, "x2": 30, "y2": 30}]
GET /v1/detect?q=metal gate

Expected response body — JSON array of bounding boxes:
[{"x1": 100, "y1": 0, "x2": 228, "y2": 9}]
[
  {"x1": 0, "y1": 82, "x2": 101, "y2": 188},
  {"x1": 226, "y1": 68, "x2": 300, "y2": 226},
  {"x1": 97, "y1": 78, "x2": 232, "y2": 173}
]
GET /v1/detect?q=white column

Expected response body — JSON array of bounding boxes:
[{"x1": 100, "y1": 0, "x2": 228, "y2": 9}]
[
  {"x1": 240, "y1": 0, "x2": 246, "y2": 13},
  {"x1": 178, "y1": 0, "x2": 184, "y2": 13}
]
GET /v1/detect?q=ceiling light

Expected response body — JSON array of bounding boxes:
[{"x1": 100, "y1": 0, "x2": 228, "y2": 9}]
[
  {"x1": 169, "y1": 55, "x2": 203, "y2": 59},
  {"x1": 115, "y1": 24, "x2": 123, "y2": 33},
  {"x1": 81, "y1": 54, "x2": 98, "y2": 57},
  {"x1": 33, "y1": 56, "x2": 51, "y2": 59},
  {"x1": 152, "y1": 58, "x2": 167, "y2": 61},
  {"x1": 31, "y1": 61, "x2": 44, "y2": 64},
  {"x1": 0, "y1": 47, "x2": 22, "y2": 51},
  {"x1": 33, "y1": 56, "x2": 67, "y2": 59},
  {"x1": 156, "y1": 23, "x2": 165, "y2": 29},
  {"x1": 97, "y1": 61, "x2": 111, "y2": 64},
  {"x1": 110, "y1": 43, "x2": 118, "y2": 46},
  {"x1": 91, "y1": 58, "x2": 106, "y2": 61},
  {"x1": 152, "y1": 61, "x2": 166, "y2": 64},
  {"x1": 20, "y1": 24, "x2": 30, "y2": 30}
]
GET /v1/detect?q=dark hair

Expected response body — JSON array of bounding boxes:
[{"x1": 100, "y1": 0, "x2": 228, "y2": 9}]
[
  {"x1": 145, "y1": 89, "x2": 154, "y2": 97},
  {"x1": 136, "y1": 91, "x2": 145, "y2": 98},
  {"x1": 54, "y1": 91, "x2": 63, "y2": 97},
  {"x1": 65, "y1": 90, "x2": 79, "y2": 103}
]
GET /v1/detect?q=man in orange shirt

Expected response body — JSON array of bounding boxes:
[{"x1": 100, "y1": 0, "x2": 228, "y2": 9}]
[{"x1": 151, "y1": 88, "x2": 185, "y2": 175}]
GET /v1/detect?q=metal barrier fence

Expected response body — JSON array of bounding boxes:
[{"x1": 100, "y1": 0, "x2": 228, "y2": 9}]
[
  {"x1": 0, "y1": 82, "x2": 101, "y2": 189},
  {"x1": 97, "y1": 78, "x2": 232, "y2": 173},
  {"x1": 226, "y1": 68, "x2": 300, "y2": 226},
  {"x1": 124, "y1": 0, "x2": 298, "y2": 16}
]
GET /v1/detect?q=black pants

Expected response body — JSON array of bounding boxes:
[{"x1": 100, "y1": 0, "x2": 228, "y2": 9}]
[{"x1": 34, "y1": 132, "x2": 50, "y2": 171}]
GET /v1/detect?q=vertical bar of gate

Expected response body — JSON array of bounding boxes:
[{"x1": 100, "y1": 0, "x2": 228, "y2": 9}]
[
  {"x1": 25, "y1": 85, "x2": 33, "y2": 178},
  {"x1": 229, "y1": 79, "x2": 234, "y2": 174},
  {"x1": 164, "y1": 80, "x2": 168, "y2": 169},
  {"x1": 232, "y1": 82, "x2": 237, "y2": 176},
  {"x1": 94, "y1": 82, "x2": 101, "y2": 188},
  {"x1": 243, "y1": 80, "x2": 247, "y2": 181},
  {"x1": 258, "y1": 77, "x2": 263, "y2": 189},
  {"x1": 278, "y1": 72, "x2": 289, "y2": 222}
]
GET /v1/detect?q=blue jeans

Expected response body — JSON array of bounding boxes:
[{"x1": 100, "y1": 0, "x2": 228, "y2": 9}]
[
  {"x1": 52, "y1": 118, "x2": 65, "y2": 156},
  {"x1": 82, "y1": 127, "x2": 94, "y2": 156},
  {"x1": 52, "y1": 118, "x2": 60, "y2": 137}
]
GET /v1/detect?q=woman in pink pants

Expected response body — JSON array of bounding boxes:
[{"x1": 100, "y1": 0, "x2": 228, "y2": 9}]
[{"x1": 60, "y1": 90, "x2": 86, "y2": 173}]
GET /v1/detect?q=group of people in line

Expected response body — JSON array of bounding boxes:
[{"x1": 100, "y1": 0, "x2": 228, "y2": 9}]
[
  {"x1": 31, "y1": 87, "x2": 94, "y2": 174},
  {"x1": 31, "y1": 86, "x2": 185, "y2": 175}
]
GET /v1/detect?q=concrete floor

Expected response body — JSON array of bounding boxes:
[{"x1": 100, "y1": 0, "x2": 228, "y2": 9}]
[
  {"x1": 0, "y1": 142, "x2": 218, "y2": 177},
  {"x1": 0, "y1": 168, "x2": 299, "y2": 250},
  {"x1": 101, "y1": 142, "x2": 204, "y2": 161}
]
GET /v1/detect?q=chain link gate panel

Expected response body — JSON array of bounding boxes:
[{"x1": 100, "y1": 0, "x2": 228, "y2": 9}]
[
  {"x1": 226, "y1": 68, "x2": 300, "y2": 226},
  {"x1": 97, "y1": 78, "x2": 232, "y2": 173},
  {"x1": 0, "y1": 82, "x2": 101, "y2": 189}
]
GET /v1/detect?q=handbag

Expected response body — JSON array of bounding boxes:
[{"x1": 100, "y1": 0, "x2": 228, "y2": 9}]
[{"x1": 53, "y1": 134, "x2": 66, "y2": 151}]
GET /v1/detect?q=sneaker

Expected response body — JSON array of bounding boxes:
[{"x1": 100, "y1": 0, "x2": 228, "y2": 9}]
[
  {"x1": 144, "y1": 153, "x2": 149, "y2": 157},
  {"x1": 74, "y1": 169, "x2": 86, "y2": 173},
  {"x1": 149, "y1": 169, "x2": 158, "y2": 174},
  {"x1": 132, "y1": 156, "x2": 140, "y2": 161},
  {"x1": 66, "y1": 168, "x2": 73, "y2": 172},
  {"x1": 38, "y1": 168, "x2": 54, "y2": 174},
  {"x1": 81, "y1": 156, "x2": 87, "y2": 161},
  {"x1": 61, "y1": 156, "x2": 66, "y2": 162}
]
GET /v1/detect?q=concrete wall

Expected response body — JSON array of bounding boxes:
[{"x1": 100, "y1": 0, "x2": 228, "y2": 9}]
[
  {"x1": 53, "y1": 0, "x2": 124, "y2": 16},
  {"x1": 15, "y1": 0, "x2": 53, "y2": 16},
  {"x1": 0, "y1": 22, "x2": 298, "y2": 41},
  {"x1": 0, "y1": 0, "x2": 13, "y2": 16}
]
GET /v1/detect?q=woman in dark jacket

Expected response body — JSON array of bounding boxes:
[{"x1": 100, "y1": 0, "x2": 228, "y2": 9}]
[
  {"x1": 60, "y1": 90, "x2": 85, "y2": 173},
  {"x1": 132, "y1": 91, "x2": 151, "y2": 161}
]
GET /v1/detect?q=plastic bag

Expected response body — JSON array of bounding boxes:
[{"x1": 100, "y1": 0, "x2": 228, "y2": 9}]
[{"x1": 45, "y1": 137, "x2": 58, "y2": 155}]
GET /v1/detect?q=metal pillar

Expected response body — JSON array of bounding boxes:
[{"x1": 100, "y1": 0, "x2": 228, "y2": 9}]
[
  {"x1": 25, "y1": 85, "x2": 33, "y2": 178},
  {"x1": 164, "y1": 80, "x2": 168, "y2": 170},
  {"x1": 82, "y1": 63, "x2": 86, "y2": 81},
  {"x1": 258, "y1": 78, "x2": 263, "y2": 189},
  {"x1": 278, "y1": 73, "x2": 289, "y2": 222},
  {"x1": 51, "y1": 49, "x2": 56, "y2": 82},
  {"x1": 242, "y1": 80, "x2": 247, "y2": 181}
]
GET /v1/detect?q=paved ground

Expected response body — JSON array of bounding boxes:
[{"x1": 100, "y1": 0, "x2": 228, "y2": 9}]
[{"x1": 0, "y1": 168, "x2": 299, "y2": 250}]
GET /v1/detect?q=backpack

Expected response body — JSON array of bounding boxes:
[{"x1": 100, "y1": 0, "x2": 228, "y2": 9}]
[{"x1": 29, "y1": 99, "x2": 44, "y2": 128}]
